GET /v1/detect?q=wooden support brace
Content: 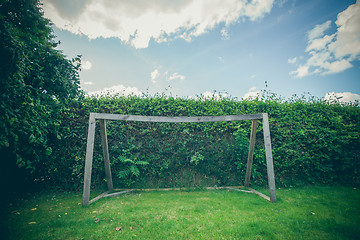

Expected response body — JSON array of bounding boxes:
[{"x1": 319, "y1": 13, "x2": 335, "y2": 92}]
[
  {"x1": 226, "y1": 187, "x2": 271, "y2": 201},
  {"x1": 225, "y1": 187, "x2": 253, "y2": 193},
  {"x1": 262, "y1": 113, "x2": 277, "y2": 202},
  {"x1": 82, "y1": 113, "x2": 96, "y2": 206},
  {"x1": 100, "y1": 119, "x2": 113, "y2": 191},
  {"x1": 103, "y1": 190, "x2": 133, "y2": 198},
  {"x1": 245, "y1": 119, "x2": 257, "y2": 187},
  {"x1": 88, "y1": 191, "x2": 110, "y2": 205},
  {"x1": 89, "y1": 190, "x2": 133, "y2": 205},
  {"x1": 248, "y1": 187, "x2": 271, "y2": 202}
]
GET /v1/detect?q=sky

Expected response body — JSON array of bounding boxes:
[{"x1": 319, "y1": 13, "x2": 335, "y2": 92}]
[{"x1": 42, "y1": 0, "x2": 360, "y2": 102}]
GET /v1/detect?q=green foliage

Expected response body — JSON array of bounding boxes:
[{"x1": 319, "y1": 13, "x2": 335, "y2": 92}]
[
  {"x1": 116, "y1": 155, "x2": 149, "y2": 187},
  {"x1": 190, "y1": 152, "x2": 204, "y2": 165},
  {"x1": 45, "y1": 92, "x2": 360, "y2": 190},
  {"x1": 0, "y1": 0, "x2": 82, "y2": 190}
]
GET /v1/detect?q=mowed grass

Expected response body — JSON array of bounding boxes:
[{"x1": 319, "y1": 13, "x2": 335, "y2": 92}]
[{"x1": 3, "y1": 186, "x2": 360, "y2": 240}]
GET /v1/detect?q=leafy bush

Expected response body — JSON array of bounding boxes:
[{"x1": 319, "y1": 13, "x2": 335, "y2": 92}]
[
  {"x1": 45, "y1": 93, "x2": 360, "y2": 190},
  {"x1": 0, "y1": 0, "x2": 82, "y2": 193}
]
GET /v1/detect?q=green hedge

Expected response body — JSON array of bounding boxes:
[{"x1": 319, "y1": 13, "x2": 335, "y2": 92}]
[{"x1": 43, "y1": 93, "x2": 360, "y2": 190}]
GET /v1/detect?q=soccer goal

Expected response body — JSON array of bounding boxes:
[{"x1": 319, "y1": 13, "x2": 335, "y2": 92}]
[{"x1": 82, "y1": 112, "x2": 276, "y2": 206}]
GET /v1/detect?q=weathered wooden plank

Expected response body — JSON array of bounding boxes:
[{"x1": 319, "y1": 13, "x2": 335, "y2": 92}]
[
  {"x1": 92, "y1": 113, "x2": 264, "y2": 122},
  {"x1": 82, "y1": 113, "x2": 96, "y2": 206},
  {"x1": 112, "y1": 186, "x2": 245, "y2": 192},
  {"x1": 103, "y1": 190, "x2": 133, "y2": 198},
  {"x1": 226, "y1": 187, "x2": 253, "y2": 193},
  {"x1": 88, "y1": 190, "x2": 133, "y2": 204},
  {"x1": 262, "y1": 113, "x2": 277, "y2": 202},
  {"x1": 89, "y1": 191, "x2": 110, "y2": 205},
  {"x1": 245, "y1": 119, "x2": 257, "y2": 187},
  {"x1": 100, "y1": 119, "x2": 113, "y2": 191},
  {"x1": 248, "y1": 187, "x2": 271, "y2": 202},
  {"x1": 227, "y1": 187, "x2": 272, "y2": 202}
]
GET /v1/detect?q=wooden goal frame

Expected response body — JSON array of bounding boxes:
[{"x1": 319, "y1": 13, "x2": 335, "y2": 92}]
[{"x1": 82, "y1": 112, "x2": 276, "y2": 206}]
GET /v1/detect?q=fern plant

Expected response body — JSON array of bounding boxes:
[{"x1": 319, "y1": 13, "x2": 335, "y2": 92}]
[{"x1": 117, "y1": 156, "x2": 149, "y2": 181}]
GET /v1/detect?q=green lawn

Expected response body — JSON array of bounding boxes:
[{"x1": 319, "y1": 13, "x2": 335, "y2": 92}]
[{"x1": 3, "y1": 186, "x2": 360, "y2": 239}]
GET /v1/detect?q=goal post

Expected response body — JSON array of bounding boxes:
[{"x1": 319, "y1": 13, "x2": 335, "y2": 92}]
[{"x1": 82, "y1": 112, "x2": 276, "y2": 206}]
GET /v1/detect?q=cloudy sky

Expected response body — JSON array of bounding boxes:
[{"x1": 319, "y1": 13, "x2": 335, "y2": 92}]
[{"x1": 42, "y1": 0, "x2": 360, "y2": 102}]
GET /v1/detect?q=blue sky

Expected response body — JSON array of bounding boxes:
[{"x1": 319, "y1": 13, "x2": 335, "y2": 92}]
[{"x1": 43, "y1": 0, "x2": 360, "y2": 102}]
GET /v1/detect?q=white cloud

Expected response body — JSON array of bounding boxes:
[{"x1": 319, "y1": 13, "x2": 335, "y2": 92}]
[
  {"x1": 324, "y1": 92, "x2": 360, "y2": 103},
  {"x1": 322, "y1": 59, "x2": 352, "y2": 74},
  {"x1": 80, "y1": 78, "x2": 94, "y2": 85},
  {"x1": 150, "y1": 69, "x2": 185, "y2": 83},
  {"x1": 290, "y1": 1, "x2": 360, "y2": 78},
  {"x1": 290, "y1": 65, "x2": 310, "y2": 78},
  {"x1": 43, "y1": 0, "x2": 274, "y2": 49},
  {"x1": 244, "y1": 0, "x2": 274, "y2": 21},
  {"x1": 277, "y1": 0, "x2": 288, "y2": 8},
  {"x1": 151, "y1": 69, "x2": 160, "y2": 83},
  {"x1": 218, "y1": 56, "x2": 225, "y2": 63},
  {"x1": 306, "y1": 34, "x2": 334, "y2": 52},
  {"x1": 249, "y1": 86, "x2": 257, "y2": 91},
  {"x1": 221, "y1": 27, "x2": 230, "y2": 40},
  {"x1": 87, "y1": 84, "x2": 142, "y2": 97},
  {"x1": 307, "y1": 20, "x2": 331, "y2": 41},
  {"x1": 168, "y1": 72, "x2": 185, "y2": 81},
  {"x1": 242, "y1": 86, "x2": 261, "y2": 99},
  {"x1": 328, "y1": 1, "x2": 360, "y2": 60},
  {"x1": 287, "y1": 57, "x2": 297, "y2": 64},
  {"x1": 81, "y1": 60, "x2": 92, "y2": 70}
]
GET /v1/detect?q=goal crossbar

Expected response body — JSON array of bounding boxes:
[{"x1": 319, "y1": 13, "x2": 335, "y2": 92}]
[{"x1": 82, "y1": 112, "x2": 276, "y2": 206}]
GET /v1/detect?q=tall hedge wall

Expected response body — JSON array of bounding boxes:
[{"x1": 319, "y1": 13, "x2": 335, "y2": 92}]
[{"x1": 43, "y1": 94, "x2": 359, "y2": 190}]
